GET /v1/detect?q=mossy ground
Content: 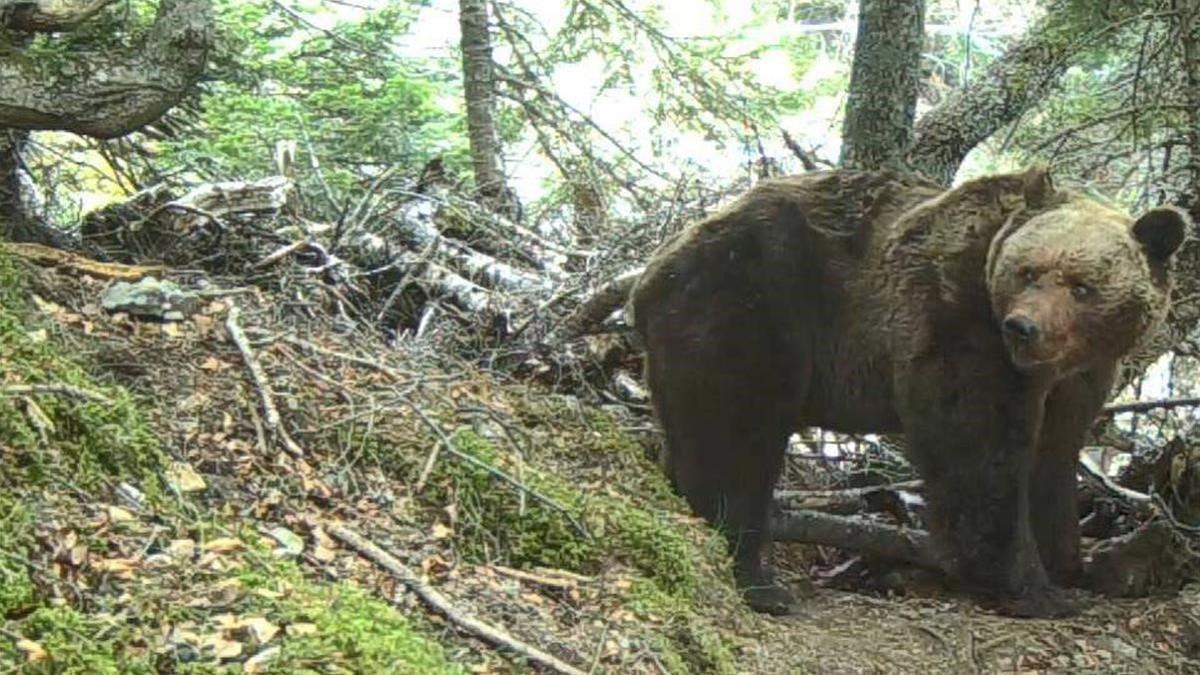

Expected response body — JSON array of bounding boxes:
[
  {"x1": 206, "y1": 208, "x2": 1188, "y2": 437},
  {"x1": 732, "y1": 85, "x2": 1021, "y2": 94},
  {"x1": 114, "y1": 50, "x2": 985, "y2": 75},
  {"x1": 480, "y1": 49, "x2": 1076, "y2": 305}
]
[{"x1": 0, "y1": 254, "x2": 461, "y2": 674}]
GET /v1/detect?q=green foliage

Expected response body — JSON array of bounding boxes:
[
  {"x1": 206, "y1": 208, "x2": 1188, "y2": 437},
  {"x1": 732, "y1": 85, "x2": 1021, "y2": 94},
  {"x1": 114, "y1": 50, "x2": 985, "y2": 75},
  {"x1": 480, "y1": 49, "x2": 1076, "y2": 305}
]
[{"x1": 158, "y1": 0, "x2": 468, "y2": 216}]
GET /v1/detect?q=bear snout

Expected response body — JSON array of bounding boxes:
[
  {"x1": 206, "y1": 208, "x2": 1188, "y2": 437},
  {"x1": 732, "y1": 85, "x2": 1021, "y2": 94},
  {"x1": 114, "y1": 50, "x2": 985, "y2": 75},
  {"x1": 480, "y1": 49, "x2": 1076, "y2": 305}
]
[{"x1": 1002, "y1": 314, "x2": 1039, "y2": 342}]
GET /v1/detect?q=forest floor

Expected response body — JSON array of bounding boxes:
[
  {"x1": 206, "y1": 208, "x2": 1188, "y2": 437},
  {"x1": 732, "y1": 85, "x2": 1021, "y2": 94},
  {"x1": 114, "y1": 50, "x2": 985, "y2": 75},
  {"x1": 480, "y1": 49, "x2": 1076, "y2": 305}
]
[{"x1": 2, "y1": 252, "x2": 1200, "y2": 674}]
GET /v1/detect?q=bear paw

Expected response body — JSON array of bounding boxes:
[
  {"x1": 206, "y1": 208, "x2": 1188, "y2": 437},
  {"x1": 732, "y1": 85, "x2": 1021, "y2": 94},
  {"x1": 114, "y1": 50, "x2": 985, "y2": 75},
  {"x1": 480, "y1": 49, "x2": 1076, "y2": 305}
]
[
  {"x1": 998, "y1": 585, "x2": 1082, "y2": 619},
  {"x1": 743, "y1": 581, "x2": 801, "y2": 616}
]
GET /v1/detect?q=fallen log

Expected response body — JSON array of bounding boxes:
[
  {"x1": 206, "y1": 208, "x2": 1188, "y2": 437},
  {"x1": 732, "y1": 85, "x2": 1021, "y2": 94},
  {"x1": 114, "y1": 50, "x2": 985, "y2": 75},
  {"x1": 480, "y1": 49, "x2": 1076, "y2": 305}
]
[{"x1": 770, "y1": 508, "x2": 937, "y2": 568}]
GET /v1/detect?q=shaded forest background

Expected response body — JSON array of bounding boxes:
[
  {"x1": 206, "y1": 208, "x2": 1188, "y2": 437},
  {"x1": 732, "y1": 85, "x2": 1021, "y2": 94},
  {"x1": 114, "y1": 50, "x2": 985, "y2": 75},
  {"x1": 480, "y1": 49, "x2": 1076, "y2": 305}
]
[{"x1": 3, "y1": 0, "x2": 1200, "y2": 672}]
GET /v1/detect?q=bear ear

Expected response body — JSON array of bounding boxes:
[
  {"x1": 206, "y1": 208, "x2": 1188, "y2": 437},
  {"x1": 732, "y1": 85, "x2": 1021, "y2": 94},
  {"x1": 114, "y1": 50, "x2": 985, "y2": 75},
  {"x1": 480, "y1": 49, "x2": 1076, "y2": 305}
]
[
  {"x1": 1022, "y1": 164, "x2": 1054, "y2": 209},
  {"x1": 1132, "y1": 206, "x2": 1190, "y2": 262}
]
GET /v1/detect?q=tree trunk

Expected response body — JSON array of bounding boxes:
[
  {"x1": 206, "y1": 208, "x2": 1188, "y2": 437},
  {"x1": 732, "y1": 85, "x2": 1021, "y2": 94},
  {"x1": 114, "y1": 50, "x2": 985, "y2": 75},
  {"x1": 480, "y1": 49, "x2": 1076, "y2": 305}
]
[
  {"x1": 459, "y1": 0, "x2": 518, "y2": 217},
  {"x1": 839, "y1": 0, "x2": 926, "y2": 171}
]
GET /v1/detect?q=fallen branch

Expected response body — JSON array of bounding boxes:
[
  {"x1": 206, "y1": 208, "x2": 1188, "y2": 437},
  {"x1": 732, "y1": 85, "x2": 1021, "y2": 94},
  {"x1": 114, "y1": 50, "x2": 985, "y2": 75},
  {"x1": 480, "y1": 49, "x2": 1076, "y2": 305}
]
[
  {"x1": 770, "y1": 509, "x2": 937, "y2": 568},
  {"x1": 1078, "y1": 454, "x2": 1152, "y2": 505},
  {"x1": 345, "y1": 231, "x2": 504, "y2": 315},
  {"x1": 0, "y1": 242, "x2": 166, "y2": 281},
  {"x1": 392, "y1": 197, "x2": 551, "y2": 294},
  {"x1": 168, "y1": 175, "x2": 292, "y2": 233},
  {"x1": 0, "y1": 0, "x2": 121, "y2": 32},
  {"x1": 549, "y1": 268, "x2": 643, "y2": 341},
  {"x1": 1102, "y1": 396, "x2": 1200, "y2": 416},
  {"x1": 0, "y1": 383, "x2": 112, "y2": 404},
  {"x1": 326, "y1": 523, "x2": 588, "y2": 675},
  {"x1": 774, "y1": 480, "x2": 923, "y2": 514},
  {"x1": 225, "y1": 303, "x2": 304, "y2": 457}
]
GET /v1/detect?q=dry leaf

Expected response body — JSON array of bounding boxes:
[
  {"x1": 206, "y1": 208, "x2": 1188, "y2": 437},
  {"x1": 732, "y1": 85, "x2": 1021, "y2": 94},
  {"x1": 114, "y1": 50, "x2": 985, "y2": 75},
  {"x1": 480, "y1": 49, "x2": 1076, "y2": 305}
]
[
  {"x1": 266, "y1": 527, "x2": 304, "y2": 557},
  {"x1": 106, "y1": 505, "x2": 136, "y2": 524},
  {"x1": 166, "y1": 539, "x2": 197, "y2": 560},
  {"x1": 239, "y1": 617, "x2": 280, "y2": 644},
  {"x1": 203, "y1": 537, "x2": 245, "y2": 554},
  {"x1": 208, "y1": 636, "x2": 243, "y2": 660},
  {"x1": 16, "y1": 639, "x2": 48, "y2": 663},
  {"x1": 166, "y1": 461, "x2": 207, "y2": 493},
  {"x1": 92, "y1": 557, "x2": 140, "y2": 578},
  {"x1": 431, "y1": 522, "x2": 453, "y2": 540}
]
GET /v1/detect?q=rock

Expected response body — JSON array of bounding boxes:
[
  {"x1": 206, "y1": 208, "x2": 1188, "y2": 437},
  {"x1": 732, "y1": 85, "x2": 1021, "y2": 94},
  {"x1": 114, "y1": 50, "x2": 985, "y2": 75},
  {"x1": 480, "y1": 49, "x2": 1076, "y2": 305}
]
[{"x1": 101, "y1": 277, "x2": 201, "y2": 321}]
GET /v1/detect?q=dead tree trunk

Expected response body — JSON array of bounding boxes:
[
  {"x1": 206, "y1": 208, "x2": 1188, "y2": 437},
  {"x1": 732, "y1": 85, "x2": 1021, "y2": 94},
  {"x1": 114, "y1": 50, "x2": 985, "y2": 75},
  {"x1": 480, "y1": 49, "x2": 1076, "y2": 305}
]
[
  {"x1": 839, "y1": 0, "x2": 926, "y2": 170},
  {"x1": 459, "y1": 0, "x2": 519, "y2": 219}
]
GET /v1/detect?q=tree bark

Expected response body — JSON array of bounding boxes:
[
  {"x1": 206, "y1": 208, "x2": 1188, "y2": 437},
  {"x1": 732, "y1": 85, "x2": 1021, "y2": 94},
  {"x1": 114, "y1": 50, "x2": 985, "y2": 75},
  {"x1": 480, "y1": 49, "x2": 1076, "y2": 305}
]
[
  {"x1": 839, "y1": 0, "x2": 926, "y2": 171},
  {"x1": 459, "y1": 0, "x2": 517, "y2": 216},
  {"x1": 0, "y1": 131, "x2": 68, "y2": 246},
  {"x1": 0, "y1": 0, "x2": 212, "y2": 139},
  {"x1": 906, "y1": 1, "x2": 1156, "y2": 184}
]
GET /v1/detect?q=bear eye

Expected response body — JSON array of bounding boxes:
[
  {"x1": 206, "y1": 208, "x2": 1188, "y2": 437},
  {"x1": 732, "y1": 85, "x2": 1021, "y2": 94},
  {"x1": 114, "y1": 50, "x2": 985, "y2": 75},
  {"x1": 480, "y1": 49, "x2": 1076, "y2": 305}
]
[
  {"x1": 1020, "y1": 267, "x2": 1038, "y2": 284},
  {"x1": 1070, "y1": 283, "x2": 1092, "y2": 300}
]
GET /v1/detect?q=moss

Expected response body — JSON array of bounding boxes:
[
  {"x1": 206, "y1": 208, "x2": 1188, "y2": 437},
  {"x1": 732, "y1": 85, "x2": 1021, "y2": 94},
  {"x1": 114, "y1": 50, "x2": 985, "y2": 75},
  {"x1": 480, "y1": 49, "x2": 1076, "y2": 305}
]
[
  {"x1": 3, "y1": 605, "x2": 161, "y2": 675},
  {"x1": 419, "y1": 424, "x2": 738, "y2": 670},
  {"x1": 0, "y1": 496, "x2": 35, "y2": 617},
  {"x1": 428, "y1": 428, "x2": 598, "y2": 570},
  {"x1": 237, "y1": 560, "x2": 465, "y2": 675},
  {"x1": 0, "y1": 556, "x2": 461, "y2": 675},
  {"x1": 627, "y1": 580, "x2": 738, "y2": 675},
  {"x1": 0, "y1": 254, "x2": 166, "y2": 497}
]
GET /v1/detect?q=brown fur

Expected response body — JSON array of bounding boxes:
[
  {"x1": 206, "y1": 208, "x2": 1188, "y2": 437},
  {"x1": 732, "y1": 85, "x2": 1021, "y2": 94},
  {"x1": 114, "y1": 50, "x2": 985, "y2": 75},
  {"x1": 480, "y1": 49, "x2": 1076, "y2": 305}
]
[{"x1": 629, "y1": 167, "x2": 1189, "y2": 617}]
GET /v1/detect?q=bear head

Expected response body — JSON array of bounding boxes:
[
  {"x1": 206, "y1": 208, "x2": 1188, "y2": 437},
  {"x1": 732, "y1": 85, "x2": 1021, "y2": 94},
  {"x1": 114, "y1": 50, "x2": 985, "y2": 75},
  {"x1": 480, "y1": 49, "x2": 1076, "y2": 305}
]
[{"x1": 986, "y1": 171, "x2": 1191, "y2": 376}]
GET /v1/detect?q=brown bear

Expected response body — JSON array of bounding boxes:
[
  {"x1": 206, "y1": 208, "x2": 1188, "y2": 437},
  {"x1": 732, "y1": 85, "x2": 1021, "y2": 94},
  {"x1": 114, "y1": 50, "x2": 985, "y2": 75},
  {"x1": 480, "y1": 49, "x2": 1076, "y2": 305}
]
[{"x1": 628, "y1": 166, "x2": 1188, "y2": 617}]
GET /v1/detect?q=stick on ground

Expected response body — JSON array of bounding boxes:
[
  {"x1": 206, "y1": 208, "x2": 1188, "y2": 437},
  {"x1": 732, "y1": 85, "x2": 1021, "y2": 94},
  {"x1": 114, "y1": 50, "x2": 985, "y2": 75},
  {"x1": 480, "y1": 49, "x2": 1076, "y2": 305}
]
[
  {"x1": 226, "y1": 303, "x2": 304, "y2": 457},
  {"x1": 326, "y1": 523, "x2": 588, "y2": 675}
]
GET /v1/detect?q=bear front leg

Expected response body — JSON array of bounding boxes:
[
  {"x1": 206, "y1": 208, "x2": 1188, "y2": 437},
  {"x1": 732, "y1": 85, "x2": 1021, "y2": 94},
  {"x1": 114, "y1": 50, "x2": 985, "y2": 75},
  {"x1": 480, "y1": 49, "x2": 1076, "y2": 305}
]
[
  {"x1": 1032, "y1": 371, "x2": 1113, "y2": 586},
  {"x1": 895, "y1": 355, "x2": 1074, "y2": 617},
  {"x1": 1030, "y1": 446, "x2": 1081, "y2": 585}
]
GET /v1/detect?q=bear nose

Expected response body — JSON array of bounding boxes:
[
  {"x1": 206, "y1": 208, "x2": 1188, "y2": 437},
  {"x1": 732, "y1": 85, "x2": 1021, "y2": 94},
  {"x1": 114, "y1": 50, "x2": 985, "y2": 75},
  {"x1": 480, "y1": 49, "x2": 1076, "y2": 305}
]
[{"x1": 1003, "y1": 315, "x2": 1039, "y2": 342}]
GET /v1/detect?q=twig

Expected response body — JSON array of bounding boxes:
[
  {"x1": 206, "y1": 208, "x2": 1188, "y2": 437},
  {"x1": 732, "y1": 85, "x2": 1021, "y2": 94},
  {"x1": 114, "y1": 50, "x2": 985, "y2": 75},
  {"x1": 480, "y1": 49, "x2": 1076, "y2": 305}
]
[
  {"x1": 254, "y1": 240, "x2": 311, "y2": 269},
  {"x1": 225, "y1": 303, "x2": 304, "y2": 457},
  {"x1": 487, "y1": 564, "x2": 581, "y2": 590},
  {"x1": 1102, "y1": 396, "x2": 1200, "y2": 415},
  {"x1": 325, "y1": 523, "x2": 588, "y2": 675},
  {"x1": 0, "y1": 383, "x2": 112, "y2": 404},
  {"x1": 781, "y1": 128, "x2": 820, "y2": 171},
  {"x1": 406, "y1": 403, "x2": 590, "y2": 539},
  {"x1": 281, "y1": 336, "x2": 409, "y2": 382},
  {"x1": 413, "y1": 441, "x2": 442, "y2": 494}
]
